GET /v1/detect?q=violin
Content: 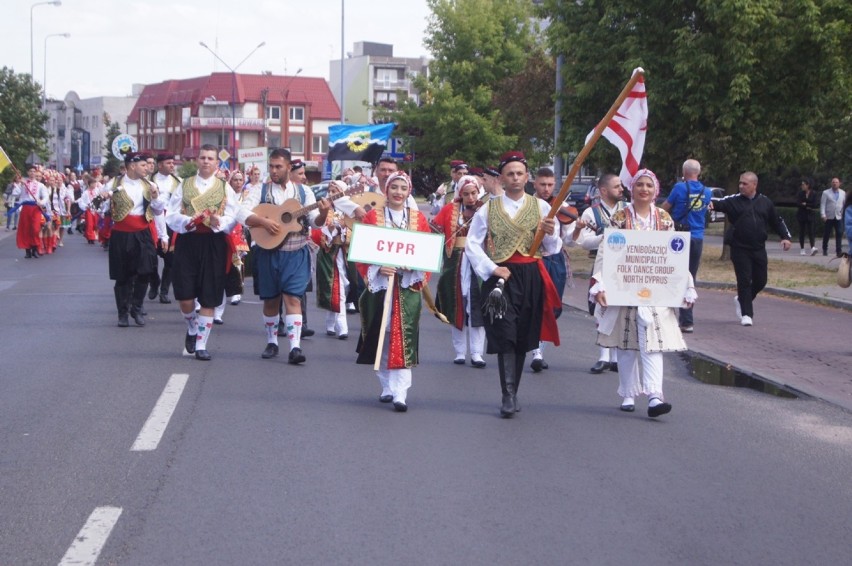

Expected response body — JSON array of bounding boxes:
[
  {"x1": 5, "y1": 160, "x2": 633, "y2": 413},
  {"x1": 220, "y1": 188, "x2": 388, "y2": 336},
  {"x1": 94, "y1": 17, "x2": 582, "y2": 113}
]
[{"x1": 555, "y1": 205, "x2": 579, "y2": 225}]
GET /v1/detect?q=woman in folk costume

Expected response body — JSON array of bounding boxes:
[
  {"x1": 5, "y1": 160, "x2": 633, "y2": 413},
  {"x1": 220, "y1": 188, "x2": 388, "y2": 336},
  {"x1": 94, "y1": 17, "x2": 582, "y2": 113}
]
[
  {"x1": 355, "y1": 172, "x2": 431, "y2": 412},
  {"x1": 433, "y1": 174, "x2": 487, "y2": 368},
  {"x1": 42, "y1": 170, "x2": 64, "y2": 254},
  {"x1": 590, "y1": 169, "x2": 697, "y2": 417},
  {"x1": 212, "y1": 170, "x2": 251, "y2": 323},
  {"x1": 77, "y1": 172, "x2": 103, "y2": 244},
  {"x1": 311, "y1": 180, "x2": 352, "y2": 339}
]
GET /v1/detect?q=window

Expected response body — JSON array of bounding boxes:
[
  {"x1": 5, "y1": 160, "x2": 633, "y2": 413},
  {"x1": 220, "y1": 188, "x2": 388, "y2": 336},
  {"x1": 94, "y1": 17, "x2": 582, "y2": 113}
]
[
  {"x1": 289, "y1": 106, "x2": 304, "y2": 122},
  {"x1": 155, "y1": 109, "x2": 166, "y2": 127},
  {"x1": 268, "y1": 135, "x2": 281, "y2": 148},
  {"x1": 312, "y1": 134, "x2": 327, "y2": 154},
  {"x1": 201, "y1": 131, "x2": 228, "y2": 148},
  {"x1": 92, "y1": 141, "x2": 98, "y2": 155},
  {"x1": 376, "y1": 68, "x2": 397, "y2": 84},
  {"x1": 181, "y1": 106, "x2": 191, "y2": 125},
  {"x1": 289, "y1": 134, "x2": 305, "y2": 154},
  {"x1": 265, "y1": 106, "x2": 280, "y2": 120},
  {"x1": 154, "y1": 134, "x2": 166, "y2": 149}
]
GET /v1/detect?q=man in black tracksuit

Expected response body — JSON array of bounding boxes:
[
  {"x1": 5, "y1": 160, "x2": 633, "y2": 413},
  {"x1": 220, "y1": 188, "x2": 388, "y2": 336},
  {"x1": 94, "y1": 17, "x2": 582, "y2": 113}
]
[{"x1": 711, "y1": 171, "x2": 791, "y2": 326}]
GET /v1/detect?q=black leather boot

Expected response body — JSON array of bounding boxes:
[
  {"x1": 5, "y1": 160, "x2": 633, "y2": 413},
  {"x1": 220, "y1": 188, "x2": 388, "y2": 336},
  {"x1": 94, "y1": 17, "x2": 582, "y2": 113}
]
[
  {"x1": 513, "y1": 351, "x2": 525, "y2": 412},
  {"x1": 115, "y1": 285, "x2": 130, "y2": 327},
  {"x1": 498, "y1": 353, "x2": 516, "y2": 418},
  {"x1": 129, "y1": 277, "x2": 147, "y2": 326}
]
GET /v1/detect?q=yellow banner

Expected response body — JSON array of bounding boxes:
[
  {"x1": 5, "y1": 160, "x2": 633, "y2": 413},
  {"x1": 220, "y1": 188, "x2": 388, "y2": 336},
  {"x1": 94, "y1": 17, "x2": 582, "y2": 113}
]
[{"x1": 0, "y1": 146, "x2": 12, "y2": 174}]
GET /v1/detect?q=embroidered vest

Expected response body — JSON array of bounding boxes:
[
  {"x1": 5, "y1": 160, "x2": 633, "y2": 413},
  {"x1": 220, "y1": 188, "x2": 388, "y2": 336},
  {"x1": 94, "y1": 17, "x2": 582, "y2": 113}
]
[
  {"x1": 110, "y1": 175, "x2": 155, "y2": 222},
  {"x1": 485, "y1": 195, "x2": 542, "y2": 262},
  {"x1": 181, "y1": 176, "x2": 227, "y2": 218}
]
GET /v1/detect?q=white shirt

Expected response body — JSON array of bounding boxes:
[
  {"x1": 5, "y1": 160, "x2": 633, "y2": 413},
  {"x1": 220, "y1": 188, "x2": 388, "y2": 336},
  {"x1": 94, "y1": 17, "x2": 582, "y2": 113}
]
[
  {"x1": 465, "y1": 193, "x2": 561, "y2": 281},
  {"x1": 107, "y1": 176, "x2": 166, "y2": 217},
  {"x1": 569, "y1": 200, "x2": 623, "y2": 250},
  {"x1": 165, "y1": 174, "x2": 239, "y2": 234},
  {"x1": 20, "y1": 180, "x2": 49, "y2": 206},
  {"x1": 238, "y1": 181, "x2": 323, "y2": 229}
]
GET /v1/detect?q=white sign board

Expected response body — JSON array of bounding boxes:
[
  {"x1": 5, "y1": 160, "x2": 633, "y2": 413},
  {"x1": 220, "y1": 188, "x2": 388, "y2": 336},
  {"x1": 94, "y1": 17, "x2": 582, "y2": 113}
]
[
  {"x1": 348, "y1": 223, "x2": 445, "y2": 273},
  {"x1": 600, "y1": 229, "x2": 691, "y2": 307},
  {"x1": 237, "y1": 146, "x2": 267, "y2": 163}
]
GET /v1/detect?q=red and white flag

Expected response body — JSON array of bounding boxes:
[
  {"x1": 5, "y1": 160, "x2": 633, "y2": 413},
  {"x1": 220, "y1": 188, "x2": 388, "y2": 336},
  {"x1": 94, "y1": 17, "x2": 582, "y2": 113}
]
[{"x1": 586, "y1": 69, "x2": 648, "y2": 188}]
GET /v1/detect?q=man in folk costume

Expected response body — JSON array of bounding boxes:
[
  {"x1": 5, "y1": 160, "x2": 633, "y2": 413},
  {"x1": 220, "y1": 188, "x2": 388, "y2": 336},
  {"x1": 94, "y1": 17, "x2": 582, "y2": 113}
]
[
  {"x1": 239, "y1": 149, "x2": 331, "y2": 364},
  {"x1": 310, "y1": 180, "x2": 352, "y2": 339},
  {"x1": 464, "y1": 151, "x2": 562, "y2": 418},
  {"x1": 430, "y1": 159, "x2": 468, "y2": 215},
  {"x1": 166, "y1": 145, "x2": 273, "y2": 361},
  {"x1": 568, "y1": 172, "x2": 626, "y2": 374},
  {"x1": 529, "y1": 167, "x2": 571, "y2": 373},
  {"x1": 355, "y1": 172, "x2": 431, "y2": 412},
  {"x1": 150, "y1": 153, "x2": 182, "y2": 304},
  {"x1": 106, "y1": 152, "x2": 165, "y2": 327},
  {"x1": 433, "y1": 174, "x2": 487, "y2": 368},
  {"x1": 17, "y1": 164, "x2": 50, "y2": 258}
]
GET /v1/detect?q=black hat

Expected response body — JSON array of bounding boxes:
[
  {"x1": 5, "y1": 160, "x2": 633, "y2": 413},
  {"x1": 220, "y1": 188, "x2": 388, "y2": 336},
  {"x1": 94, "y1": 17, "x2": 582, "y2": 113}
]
[
  {"x1": 123, "y1": 151, "x2": 145, "y2": 165},
  {"x1": 291, "y1": 159, "x2": 305, "y2": 171}
]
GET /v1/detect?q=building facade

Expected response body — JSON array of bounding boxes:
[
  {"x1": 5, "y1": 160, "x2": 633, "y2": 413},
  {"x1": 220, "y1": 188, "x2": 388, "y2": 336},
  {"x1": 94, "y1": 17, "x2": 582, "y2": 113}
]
[
  {"x1": 126, "y1": 73, "x2": 340, "y2": 175},
  {"x1": 329, "y1": 42, "x2": 429, "y2": 124},
  {"x1": 44, "y1": 90, "x2": 139, "y2": 171}
]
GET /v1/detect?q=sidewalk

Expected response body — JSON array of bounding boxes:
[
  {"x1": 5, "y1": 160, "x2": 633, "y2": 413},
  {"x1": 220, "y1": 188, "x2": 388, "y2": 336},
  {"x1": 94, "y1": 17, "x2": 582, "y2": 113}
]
[{"x1": 564, "y1": 246, "x2": 852, "y2": 413}]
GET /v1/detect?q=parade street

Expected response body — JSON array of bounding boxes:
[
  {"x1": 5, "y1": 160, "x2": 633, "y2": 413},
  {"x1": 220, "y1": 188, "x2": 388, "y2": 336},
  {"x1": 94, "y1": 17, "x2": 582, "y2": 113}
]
[{"x1": 1, "y1": 232, "x2": 851, "y2": 566}]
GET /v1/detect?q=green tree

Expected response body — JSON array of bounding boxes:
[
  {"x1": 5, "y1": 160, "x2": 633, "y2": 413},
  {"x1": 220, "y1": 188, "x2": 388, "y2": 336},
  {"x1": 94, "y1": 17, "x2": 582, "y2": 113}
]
[
  {"x1": 102, "y1": 115, "x2": 122, "y2": 177},
  {"x1": 380, "y1": 0, "x2": 554, "y2": 182},
  {"x1": 0, "y1": 67, "x2": 49, "y2": 184},
  {"x1": 542, "y1": 0, "x2": 852, "y2": 192}
]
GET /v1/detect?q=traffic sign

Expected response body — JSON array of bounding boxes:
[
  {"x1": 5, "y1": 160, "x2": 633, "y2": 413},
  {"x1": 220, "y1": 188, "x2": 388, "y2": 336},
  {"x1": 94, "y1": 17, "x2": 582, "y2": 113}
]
[{"x1": 218, "y1": 149, "x2": 231, "y2": 163}]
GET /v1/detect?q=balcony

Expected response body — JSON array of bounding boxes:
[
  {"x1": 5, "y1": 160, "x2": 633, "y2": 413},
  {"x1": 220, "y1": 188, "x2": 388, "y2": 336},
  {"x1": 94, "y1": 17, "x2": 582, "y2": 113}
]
[{"x1": 373, "y1": 78, "x2": 410, "y2": 90}]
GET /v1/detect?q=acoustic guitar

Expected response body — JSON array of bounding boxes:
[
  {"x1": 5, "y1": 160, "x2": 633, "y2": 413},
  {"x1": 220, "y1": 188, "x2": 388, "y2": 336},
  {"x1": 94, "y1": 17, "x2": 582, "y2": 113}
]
[
  {"x1": 343, "y1": 191, "x2": 387, "y2": 229},
  {"x1": 250, "y1": 186, "x2": 363, "y2": 250}
]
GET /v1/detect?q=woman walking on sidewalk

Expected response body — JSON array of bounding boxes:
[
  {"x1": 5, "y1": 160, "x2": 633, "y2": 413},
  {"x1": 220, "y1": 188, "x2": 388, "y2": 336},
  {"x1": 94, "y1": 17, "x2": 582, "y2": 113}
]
[{"x1": 795, "y1": 178, "x2": 819, "y2": 256}]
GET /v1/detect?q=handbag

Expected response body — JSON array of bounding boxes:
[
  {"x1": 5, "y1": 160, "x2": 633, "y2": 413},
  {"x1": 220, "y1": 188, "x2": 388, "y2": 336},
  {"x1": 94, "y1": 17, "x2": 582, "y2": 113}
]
[{"x1": 837, "y1": 253, "x2": 851, "y2": 288}]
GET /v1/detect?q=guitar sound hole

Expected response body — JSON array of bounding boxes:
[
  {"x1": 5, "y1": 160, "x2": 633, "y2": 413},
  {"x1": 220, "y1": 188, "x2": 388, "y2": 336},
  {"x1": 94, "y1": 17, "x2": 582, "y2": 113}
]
[{"x1": 281, "y1": 213, "x2": 292, "y2": 223}]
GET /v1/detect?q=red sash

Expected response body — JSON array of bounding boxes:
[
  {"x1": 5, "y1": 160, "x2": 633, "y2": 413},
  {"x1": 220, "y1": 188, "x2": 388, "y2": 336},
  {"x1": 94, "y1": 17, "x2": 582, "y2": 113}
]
[{"x1": 112, "y1": 214, "x2": 158, "y2": 242}]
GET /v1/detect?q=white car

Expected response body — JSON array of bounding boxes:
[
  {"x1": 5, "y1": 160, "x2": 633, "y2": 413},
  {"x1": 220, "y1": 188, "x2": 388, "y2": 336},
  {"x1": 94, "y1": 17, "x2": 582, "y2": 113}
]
[{"x1": 708, "y1": 187, "x2": 726, "y2": 222}]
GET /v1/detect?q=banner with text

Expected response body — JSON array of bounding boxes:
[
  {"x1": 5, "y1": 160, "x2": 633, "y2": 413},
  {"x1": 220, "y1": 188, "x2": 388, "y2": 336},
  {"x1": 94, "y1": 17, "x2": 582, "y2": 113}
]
[
  {"x1": 348, "y1": 223, "x2": 444, "y2": 273},
  {"x1": 601, "y1": 229, "x2": 690, "y2": 307}
]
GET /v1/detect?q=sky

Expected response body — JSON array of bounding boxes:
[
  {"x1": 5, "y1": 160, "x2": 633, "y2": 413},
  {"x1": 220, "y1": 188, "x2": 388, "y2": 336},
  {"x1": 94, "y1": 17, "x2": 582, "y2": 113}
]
[{"x1": 1, "y1": 0, "x2": 432, "y2": 99}]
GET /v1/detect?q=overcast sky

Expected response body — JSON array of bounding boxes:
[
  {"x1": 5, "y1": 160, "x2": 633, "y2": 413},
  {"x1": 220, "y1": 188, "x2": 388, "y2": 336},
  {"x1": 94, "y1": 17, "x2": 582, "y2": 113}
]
[{"x1": 2, "y1": 0, "x2": 432, "y2": 99}]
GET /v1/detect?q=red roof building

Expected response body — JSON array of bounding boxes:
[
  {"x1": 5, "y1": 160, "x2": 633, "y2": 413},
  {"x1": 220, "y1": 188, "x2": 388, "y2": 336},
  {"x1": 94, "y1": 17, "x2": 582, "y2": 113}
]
[{"x1": 127, "y1": 73, "x2": 341, "y2": 171}]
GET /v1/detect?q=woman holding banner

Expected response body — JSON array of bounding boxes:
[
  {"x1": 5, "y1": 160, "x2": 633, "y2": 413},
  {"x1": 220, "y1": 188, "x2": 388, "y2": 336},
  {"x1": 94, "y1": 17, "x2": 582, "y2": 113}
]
[
  {"x1": 355, "y1": 172, "x2": 431, "y2": 412},
  {"x1": 590, "y1": 169, "x2": 697, "y2": 417}
]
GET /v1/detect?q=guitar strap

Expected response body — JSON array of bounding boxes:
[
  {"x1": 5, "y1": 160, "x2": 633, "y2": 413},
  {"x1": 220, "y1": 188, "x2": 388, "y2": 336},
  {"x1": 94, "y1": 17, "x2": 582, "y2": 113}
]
[{"x1": 260, "y1": 182, "x2": 306, "y2": 204}]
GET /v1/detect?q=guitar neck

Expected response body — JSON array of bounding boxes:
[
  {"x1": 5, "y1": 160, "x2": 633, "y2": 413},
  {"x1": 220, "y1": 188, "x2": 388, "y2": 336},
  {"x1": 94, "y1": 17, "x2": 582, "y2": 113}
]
[{"x1": 292, "y1": 187, "x2": 357, "y2": 218}]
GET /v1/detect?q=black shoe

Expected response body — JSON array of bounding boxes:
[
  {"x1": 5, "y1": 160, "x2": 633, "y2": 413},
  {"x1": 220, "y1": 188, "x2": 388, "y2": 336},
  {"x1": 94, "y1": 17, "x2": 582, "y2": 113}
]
[
  {"x1": 326, "y1": 330, "x2": 336, "y2": 336},
  {"x1": 288, "y1": 347, "x2": 306, "y2": 365},
  {"x1": 213, "y1": 318, "x2": 224, "y2": 325},
  {"x1": 185, "y1": 332, "x2": 196, "y2": 354},
  {"x1": 609, "y1": 362, "x2": 618, "y2": 372},
  {"x1": 590, "y1": 361, "x2": 610, "y2": 374},
  {"x1": 148, "y1": 287, "x2": 158, "y2": 300},
  {"x1": 117, "y1": 314, "x2": 129, "y2": 327},
  {"x1": 261, "y1": 343, "x2": 279, "y2": 359},
  {"x1": 195, "y1": 349, "x2": 211, "y2": 361},
  {"x1": 338, "y1": 334, "x2": 348, "y2": 340},
  {"x1": 159, "y1": 293, "x2": 171, "y2": 304},
  {"x1": 453, "y1": 358, "x2": 465, "y2": 365},
  {"x1": 648, "y1": 401, "x2": 672, "y2": 418},
  {"x1": 530, "y1": 358, "x2": 544, "y2": 373},
  {"x1": 302, "y1": 327, "x2": 315, "y2": 338},
  {"x1": 131, "y1": 311, "x2": 146, "y2": 326},
  {"x1": 500, "y1": 394, "x2": 516, "y2": 418},
  {"x1": 620, "y1": 403, "x2": 635, "y2": 412},
  {"x1": 471, "y1": 359, "x2": 486, "y2": 368},
  {"x1": 379, "y1": 394, "x2": 393, "y2": 403},
  {"x1": 25, "y1": 249, "x2": 32, "y2": 258},
  {"x1": 393, "y1": 401, "x2": 408, "y2": 412}
]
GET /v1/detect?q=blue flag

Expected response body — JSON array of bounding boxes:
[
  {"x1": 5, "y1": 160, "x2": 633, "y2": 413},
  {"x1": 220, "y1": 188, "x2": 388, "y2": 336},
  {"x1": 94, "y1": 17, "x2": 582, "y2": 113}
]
[{"x1": 328, "y1": 123, "x2": 396, "y2": 163}]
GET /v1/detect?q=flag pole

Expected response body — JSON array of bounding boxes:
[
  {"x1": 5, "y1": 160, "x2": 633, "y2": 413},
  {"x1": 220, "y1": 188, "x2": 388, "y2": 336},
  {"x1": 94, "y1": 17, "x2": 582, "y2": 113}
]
[
  {"x1": 373, "y1": 272, "x2": 396, "y2": 371},
  {"x1": 528, "y1": 68, "x2": 645, "y2": 256}
]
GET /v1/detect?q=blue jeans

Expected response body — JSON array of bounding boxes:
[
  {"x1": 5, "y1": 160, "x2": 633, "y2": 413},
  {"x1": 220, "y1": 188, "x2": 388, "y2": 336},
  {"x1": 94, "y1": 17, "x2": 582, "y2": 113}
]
[
  {"x1": 679, "y1": 237, "x2": 703, "y2": 327},
  {"x1": 5, "y1": 204, "x2": 20, "y2": 228}
]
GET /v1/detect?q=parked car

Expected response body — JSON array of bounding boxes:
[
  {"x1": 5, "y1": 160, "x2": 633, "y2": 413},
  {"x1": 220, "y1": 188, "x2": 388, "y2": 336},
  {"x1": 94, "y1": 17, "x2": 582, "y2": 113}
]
[
  {"x1": 708, "y1": 187, "x2": 726, "y2": 222},
  {"x1": 565, "y1": 179, "x2": 598, "y2": 216}
]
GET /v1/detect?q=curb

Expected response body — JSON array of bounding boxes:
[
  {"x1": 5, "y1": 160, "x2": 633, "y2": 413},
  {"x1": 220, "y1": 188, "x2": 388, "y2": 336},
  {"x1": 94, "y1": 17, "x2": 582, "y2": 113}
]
[{"x1": 693, "y1": 281, "x2": 852, "y2": 312}]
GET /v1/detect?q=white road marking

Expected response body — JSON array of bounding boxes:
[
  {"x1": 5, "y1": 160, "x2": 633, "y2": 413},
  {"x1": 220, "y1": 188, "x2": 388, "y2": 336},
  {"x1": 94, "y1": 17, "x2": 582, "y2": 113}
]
[
  {"x1": 58, "y1": 506, "x2": 122, "y2": 566},
  {"x1": 130, "y1": 373, "x2": 189, "y2": 451}
]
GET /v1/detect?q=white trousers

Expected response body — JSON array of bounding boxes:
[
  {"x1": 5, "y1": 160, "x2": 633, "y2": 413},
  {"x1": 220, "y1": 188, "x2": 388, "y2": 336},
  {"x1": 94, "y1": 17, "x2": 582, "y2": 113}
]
[
  {"x1": 376, "y1": 324, "x2": 411, "y2": 404},
  {"x1": 451, "y1": 325, "x2": 485, "y2": 359},
  {"x1": 615, "y1": 321, "x2": 664, "y2": 400},
  {"x1": 214, "y1": 291, "x2": 227, "y2": 321}
]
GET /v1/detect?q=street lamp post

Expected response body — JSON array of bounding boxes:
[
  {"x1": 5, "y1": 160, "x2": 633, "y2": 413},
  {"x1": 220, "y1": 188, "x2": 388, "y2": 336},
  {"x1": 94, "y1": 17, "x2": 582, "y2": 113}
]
[
  {"x1": 282, "y1": 68, "x2": 303, "y2": 151},
  {"x1": 30, "y1": 0, "x2": 61, "y2": 78},
  {"x1": 199, "y1": 41, "x2": 265, "y2": 167},
  {"x1": 43, "y1": 32, "x2": 70, "y2": 109}
]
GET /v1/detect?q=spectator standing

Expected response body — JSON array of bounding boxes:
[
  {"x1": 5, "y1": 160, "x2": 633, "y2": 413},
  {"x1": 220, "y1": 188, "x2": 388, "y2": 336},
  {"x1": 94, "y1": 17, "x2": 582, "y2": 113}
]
[
  {"x1": 820, "y1": 177, "x2": 846, "y2": 257},
  {"x1": 795, "y1": 178, "x2": 819, "y2": 255},
  {"x1": 661, "y1": 159, "x2": 711, "y2": 333},
  {"x1": 710, "y1": 172, "x2": 791, "y2": 326},
  {"x1": 5, "y1": 174, "x2": 23, "y2": 230}
]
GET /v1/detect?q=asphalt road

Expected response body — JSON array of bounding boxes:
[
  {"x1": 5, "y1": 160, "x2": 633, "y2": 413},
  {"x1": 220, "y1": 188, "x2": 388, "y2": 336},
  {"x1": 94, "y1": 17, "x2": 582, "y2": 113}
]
[{"x1": 1, "y1": 232, "x2": 852, "y2": 565}]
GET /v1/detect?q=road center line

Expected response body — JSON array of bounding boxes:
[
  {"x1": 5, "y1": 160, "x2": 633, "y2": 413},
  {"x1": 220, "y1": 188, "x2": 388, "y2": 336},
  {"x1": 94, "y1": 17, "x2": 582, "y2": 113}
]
[
  {"x1": 58, "y1": 506, "x2": 123, "y2": 566},
  {"x1": 130, "y1": 373, "x2": 189, "y2": 452}
]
